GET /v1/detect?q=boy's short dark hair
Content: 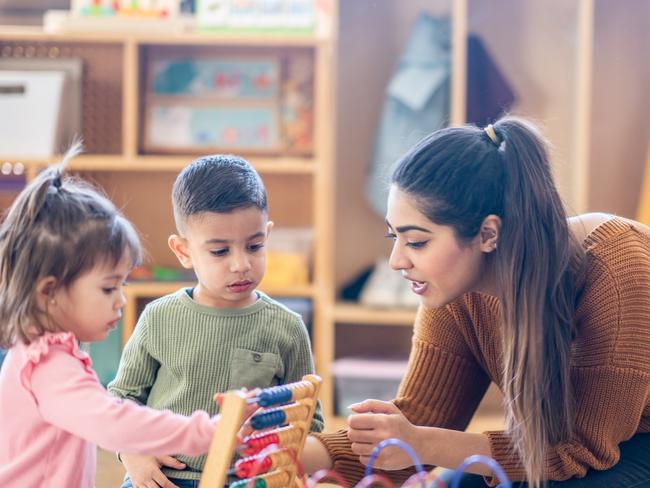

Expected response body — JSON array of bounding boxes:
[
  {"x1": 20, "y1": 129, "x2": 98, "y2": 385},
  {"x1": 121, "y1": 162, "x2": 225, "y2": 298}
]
[{"x1": 172, "y1": 155, "x2": 268, "y2": 230}]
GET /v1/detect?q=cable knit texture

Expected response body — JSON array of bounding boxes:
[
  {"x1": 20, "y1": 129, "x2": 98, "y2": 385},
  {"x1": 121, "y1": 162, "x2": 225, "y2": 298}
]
[{"x1": 315, "y1": 217, "x2": 650, "y2": 485}]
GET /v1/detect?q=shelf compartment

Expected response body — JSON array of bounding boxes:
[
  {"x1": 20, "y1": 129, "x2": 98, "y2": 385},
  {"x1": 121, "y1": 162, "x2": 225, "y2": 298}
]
[
  {"x1": 0, "y1": 37, "x2": 124, "y2": 155},
  {"x1": 138, "y1": 44, "x2": 316, "y2": 158},
  {"x1": 332, "y1": 302, "x2": 417, "y2": 327}
]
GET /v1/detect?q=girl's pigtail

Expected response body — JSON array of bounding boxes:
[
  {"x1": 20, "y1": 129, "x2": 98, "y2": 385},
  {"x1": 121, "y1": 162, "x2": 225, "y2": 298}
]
[{"x1": 0, "y1": 143, "x2": 83, "y2": 347}]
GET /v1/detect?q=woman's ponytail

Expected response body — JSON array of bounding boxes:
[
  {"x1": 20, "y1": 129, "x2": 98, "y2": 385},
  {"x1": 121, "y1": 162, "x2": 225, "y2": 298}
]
[
  {"x1": 493, "y1": 117, "x2": 580, "y2": 488},
  {"x1": 391, "y1": 117, "x2": 581, "y2": 486}
]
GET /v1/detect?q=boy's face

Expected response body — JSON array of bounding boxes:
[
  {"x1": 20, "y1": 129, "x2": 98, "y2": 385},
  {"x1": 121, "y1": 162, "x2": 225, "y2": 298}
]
[{"x1": 169, "y1": 207, "x2": 272, "y2": 309}]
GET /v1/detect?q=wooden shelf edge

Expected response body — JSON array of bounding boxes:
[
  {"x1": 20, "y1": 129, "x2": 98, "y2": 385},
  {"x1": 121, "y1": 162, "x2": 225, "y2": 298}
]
[
  {"x1": 0, "y1": 25, "x2": 328, "y2": 47},
  {"x1": 11, "y1": 154, "x2": 317, "y2": 174},
  {"x1": 332, "y1": 302, "x2": 417, "y2": 326}
]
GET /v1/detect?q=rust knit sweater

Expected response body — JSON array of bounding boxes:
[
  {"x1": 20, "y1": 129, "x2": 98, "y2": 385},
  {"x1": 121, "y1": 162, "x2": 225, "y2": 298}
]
[{"x1": 316, "y1": 217, "x2": 650, "y2": 485}]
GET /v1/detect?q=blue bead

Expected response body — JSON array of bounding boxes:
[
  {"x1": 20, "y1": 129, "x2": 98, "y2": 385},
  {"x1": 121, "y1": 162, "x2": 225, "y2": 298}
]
[
  {"x1": 257, "y1": 386, "x2": 292, "y2": 407},
  {"x1": 251, "y1": 409, "x2": 287, "y2": 430}
]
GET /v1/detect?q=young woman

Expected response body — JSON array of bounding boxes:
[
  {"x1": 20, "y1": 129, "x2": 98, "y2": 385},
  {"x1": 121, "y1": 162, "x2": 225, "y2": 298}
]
[{"x1": 303, "y1": 117, "x2": 650, "y2": 487}]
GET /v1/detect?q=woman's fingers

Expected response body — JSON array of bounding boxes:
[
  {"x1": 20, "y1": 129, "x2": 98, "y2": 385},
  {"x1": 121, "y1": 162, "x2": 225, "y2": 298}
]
[
  {"x1": 348, "y1": 410, "x2": 397, "y2": 430},
  {"x1": 350, "y1": 441, "x2": 378, "y2": 457},
  {"x1": 347, "y1": 426, "x2": 384, "y2": 443},
  {"x1": 348, "y1": 399, "x2": 398, "y2": 414},
  {"x1": 359, "y1": 455, "x2": 371, "y2": 466}
]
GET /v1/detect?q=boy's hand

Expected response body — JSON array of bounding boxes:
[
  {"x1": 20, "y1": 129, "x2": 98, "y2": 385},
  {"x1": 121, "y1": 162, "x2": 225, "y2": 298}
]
[{"x1": 121, "y1": 452, "x2": 186, "y2": 488}]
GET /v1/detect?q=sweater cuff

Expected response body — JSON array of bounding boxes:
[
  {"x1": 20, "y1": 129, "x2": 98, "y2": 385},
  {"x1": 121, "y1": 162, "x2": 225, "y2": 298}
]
[
  {"x1": 313, "y1": 430, "x2": 366, "y2": 485},
  {"x1": 484, "y1": 430, "x2": 527, "y2": 486},
  {"x1": 313, "y1": 429, "x2": 429, "y2": 486}
]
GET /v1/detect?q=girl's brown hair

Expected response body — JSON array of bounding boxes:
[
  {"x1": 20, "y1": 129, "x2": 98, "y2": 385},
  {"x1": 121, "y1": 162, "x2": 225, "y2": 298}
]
[
  {"x1": 392, "y1": 116, "x2": 583, "y2": 487},
  {"x1": 0, "y1": 145, "x2": 141, "y2": 348}
]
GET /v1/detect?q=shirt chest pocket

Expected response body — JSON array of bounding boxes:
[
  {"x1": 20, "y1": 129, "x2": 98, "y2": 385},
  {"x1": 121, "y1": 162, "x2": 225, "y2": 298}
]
[{"x1": 228, "y1": 348, "x2": 281, "y2": 390}]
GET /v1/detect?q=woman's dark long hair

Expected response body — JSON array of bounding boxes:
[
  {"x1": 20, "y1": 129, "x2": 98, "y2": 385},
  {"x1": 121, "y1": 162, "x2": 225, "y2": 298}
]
[{"x1": 392, "y1": 116, "x2": 583, "y2": 487}]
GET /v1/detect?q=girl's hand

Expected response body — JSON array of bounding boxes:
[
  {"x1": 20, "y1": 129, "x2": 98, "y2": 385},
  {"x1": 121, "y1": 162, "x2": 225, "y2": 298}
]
[
  {"x1": 347, "y1": 399, "x2": 420, "y2": 470},
  {"x1": 301, "y1": 435, "x2": 334, "y2": 475},
  {"x1": 121, "y1": 453, "x2": 185, "y2": 488},
  {"x1": 214, "y1": 388, "x2": 261, "y2": 443}
]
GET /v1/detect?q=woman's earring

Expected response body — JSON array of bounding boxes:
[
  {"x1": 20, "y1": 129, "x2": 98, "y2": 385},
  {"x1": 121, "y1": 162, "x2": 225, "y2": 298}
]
[{"x1": 492, "y1": 242, "x2": 498, "y2": 251}]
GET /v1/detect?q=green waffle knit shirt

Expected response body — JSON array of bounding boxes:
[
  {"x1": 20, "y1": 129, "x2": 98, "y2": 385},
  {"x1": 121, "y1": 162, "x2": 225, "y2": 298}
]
[{"x1": 108, "y1": 288, "x2": 324, "y2": 480}]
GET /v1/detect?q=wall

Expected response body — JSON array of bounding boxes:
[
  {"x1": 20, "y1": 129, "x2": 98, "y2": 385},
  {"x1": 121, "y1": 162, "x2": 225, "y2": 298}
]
[
  {"x1": 467, "y1": 0, "x2": 580, "y2": 210},
  {"x1": 335, "y1": 0, "x2": 650, "y2": 291},
  {"x1": 589, "y1": 0, "x2": 650, "y2": 216},
  {"x1": 469, "y1": 0, "x2": 650, "y2": 216},
  {"x1": 335, "y1": 0, "x2": 452, "y2": 289}
]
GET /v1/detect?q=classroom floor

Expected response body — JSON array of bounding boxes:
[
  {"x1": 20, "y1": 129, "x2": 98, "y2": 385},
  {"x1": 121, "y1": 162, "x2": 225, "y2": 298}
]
[{"x1": 96, "y1": 413, "x2": 505, "y2": 487}]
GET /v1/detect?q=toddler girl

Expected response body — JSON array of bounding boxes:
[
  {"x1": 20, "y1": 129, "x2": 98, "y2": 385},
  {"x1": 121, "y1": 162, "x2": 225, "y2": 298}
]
[{"x1": 0, "y1": 147, "x2": 225, "y2": 488}]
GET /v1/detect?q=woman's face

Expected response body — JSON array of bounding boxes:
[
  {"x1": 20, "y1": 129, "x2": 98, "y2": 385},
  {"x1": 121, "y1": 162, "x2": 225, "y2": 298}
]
[{"x1": 386, "y1": 186, "x2": 487, "y2": 308}]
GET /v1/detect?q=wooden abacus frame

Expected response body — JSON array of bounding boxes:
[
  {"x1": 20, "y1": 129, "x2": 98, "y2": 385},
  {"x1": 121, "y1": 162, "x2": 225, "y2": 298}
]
[{"x1": 199, "y1": 374, "x2": 322, "y2": 488}]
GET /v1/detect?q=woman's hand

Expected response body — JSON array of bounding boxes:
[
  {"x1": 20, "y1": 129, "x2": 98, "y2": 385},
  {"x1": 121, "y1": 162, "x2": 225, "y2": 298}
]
[{"x1": 347, "y1": 399, "x2": 421, "y2": 470}]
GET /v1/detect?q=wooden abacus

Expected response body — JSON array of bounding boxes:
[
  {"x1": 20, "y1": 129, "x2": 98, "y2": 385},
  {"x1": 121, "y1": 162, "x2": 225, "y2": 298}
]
[{"x1": 199, "y1": 374, "x2": 321, "y2": 488}]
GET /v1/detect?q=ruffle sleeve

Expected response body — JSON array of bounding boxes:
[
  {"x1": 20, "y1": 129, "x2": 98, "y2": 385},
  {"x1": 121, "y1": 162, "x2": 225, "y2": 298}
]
[{"x1": 20, "y1": 332, "x2": 93, "y2": 403}]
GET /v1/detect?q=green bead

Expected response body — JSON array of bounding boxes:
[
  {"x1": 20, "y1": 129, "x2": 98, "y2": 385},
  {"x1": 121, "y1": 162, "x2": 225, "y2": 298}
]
[{"x1": 229, "y1": 479, "x2": 266, "y2": 488}]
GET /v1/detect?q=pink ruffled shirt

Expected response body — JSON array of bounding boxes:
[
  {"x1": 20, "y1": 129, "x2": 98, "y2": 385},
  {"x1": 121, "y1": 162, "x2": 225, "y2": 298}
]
[{"x1": 0, "y1": 332, "x2": 218, "y2": 488}]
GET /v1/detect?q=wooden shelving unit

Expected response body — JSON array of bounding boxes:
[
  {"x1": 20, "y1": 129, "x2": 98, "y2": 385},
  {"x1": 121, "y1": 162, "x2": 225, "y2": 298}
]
[{"x1": 0, "y1": 13, "x2": 337, "y2": 417}]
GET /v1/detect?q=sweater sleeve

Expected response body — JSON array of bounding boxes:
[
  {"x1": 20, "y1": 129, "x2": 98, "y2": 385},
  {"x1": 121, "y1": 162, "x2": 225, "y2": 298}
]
[
  {"x1": 108, "y1": 308, "x2": 159, "y2": 405},
  {"x1": 282, "y1": 314, "x2": 324, "y2": 433},
  {"x1": 485, "y1": 241, "x2": 650, "y2": 485},
  {"x1": 485, "y1": 367, "x2": 650, "y2": 484},
  {"x1": 314, "y1": 304, "x2": 491, "y2": 485},
  {"x1": 24, "y1": 338, "x2": 216, "y2": 457}
]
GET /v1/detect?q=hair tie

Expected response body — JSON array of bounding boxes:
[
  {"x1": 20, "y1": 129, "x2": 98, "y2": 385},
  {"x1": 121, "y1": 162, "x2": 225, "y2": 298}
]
[
  {"x1": 484, "y1": 124, "x2": 500, "y2": 146},
  {"x1": 52, "y1": 174, "x2": 62, "y2": 189}
]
